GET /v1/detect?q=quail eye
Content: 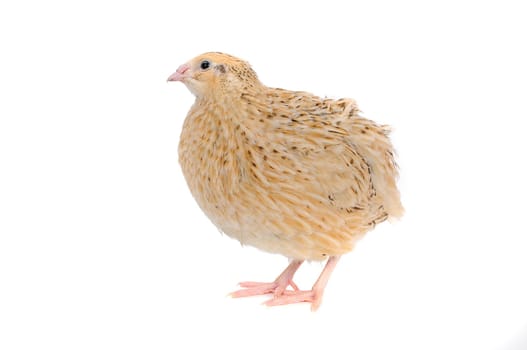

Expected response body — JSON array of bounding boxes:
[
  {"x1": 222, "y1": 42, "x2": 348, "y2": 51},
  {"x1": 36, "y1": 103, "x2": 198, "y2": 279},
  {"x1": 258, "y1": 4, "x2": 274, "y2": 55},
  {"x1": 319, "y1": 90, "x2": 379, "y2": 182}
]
[{"x1": 200, "y1": 60, "x2": 211, "y2": 70}]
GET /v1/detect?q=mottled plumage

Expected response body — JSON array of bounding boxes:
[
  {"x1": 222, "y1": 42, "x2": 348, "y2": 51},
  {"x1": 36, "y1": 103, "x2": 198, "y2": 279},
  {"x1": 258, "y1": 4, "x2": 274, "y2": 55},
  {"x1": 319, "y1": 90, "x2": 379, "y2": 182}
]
[{"x1": 168, "y1": 52, "x2": 403, "y2": 310}]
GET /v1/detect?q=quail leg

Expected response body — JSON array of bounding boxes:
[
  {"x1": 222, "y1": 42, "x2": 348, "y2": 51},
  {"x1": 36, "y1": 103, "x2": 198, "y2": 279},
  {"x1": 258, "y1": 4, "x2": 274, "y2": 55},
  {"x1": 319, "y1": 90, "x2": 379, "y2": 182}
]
[
  {"x1": 230, "y1": 260, "x2": 303, "y2": 298},
  {"x1": 265, "y1": 256, "x2": 340, "y2": 311}
]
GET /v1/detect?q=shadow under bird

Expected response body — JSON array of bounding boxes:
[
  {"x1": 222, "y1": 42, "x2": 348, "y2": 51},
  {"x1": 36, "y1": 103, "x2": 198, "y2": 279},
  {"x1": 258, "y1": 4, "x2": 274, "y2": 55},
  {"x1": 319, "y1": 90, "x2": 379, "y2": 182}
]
[{"x1": 168, "y1": 52, "x2": 403, "y2": 311}]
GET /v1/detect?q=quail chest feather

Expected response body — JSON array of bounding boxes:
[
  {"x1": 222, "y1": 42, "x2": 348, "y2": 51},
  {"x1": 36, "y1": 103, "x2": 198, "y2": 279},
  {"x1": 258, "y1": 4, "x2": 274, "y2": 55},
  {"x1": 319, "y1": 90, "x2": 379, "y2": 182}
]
[{"x1": 168, "y1": 52, "x2": 403, "y2": 310}]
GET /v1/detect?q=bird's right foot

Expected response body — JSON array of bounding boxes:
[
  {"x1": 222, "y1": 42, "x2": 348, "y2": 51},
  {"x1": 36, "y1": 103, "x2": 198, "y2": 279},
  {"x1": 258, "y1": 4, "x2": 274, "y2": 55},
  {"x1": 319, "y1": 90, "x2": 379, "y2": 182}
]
[
  {"x1": 230, "y1": 280, "x2": 299, "y2": 298},
  {"x1": 229, "y1": 260, "x2": 303, "y2": 298}
]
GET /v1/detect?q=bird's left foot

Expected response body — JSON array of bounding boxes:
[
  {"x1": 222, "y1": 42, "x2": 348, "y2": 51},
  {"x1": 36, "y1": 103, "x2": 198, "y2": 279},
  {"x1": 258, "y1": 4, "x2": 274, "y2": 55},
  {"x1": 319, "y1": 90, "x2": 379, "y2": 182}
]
[
  {"x1": 264, "y1": 256, "x2": 340, "y2": 311},
  {"x1": 232, "y1": 256, "x2": 340, "y2": 311},
  {"x1": 265, "y1": 289, "x2": 323, "y2": 311}
]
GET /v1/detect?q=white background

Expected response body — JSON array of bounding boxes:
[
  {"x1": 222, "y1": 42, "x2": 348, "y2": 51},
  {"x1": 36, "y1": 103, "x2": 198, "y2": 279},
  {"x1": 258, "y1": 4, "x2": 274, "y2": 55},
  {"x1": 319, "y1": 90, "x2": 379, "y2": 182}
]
[{"x1": 1, "y1": 0, "x2": 526, "y2": 349}]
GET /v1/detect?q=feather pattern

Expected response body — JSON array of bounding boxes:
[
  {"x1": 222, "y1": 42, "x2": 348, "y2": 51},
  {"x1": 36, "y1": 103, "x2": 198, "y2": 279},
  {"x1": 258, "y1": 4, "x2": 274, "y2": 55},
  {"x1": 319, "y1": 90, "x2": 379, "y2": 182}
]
[{"x1": 175, "y1": 53, "x2": 403, "y2": 261}]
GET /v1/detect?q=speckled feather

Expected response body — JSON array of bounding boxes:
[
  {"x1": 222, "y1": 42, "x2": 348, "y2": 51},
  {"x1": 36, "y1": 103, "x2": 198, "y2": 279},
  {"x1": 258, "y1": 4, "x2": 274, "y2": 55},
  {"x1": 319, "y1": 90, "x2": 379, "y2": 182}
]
[{"x1": 174, "y1": 52, "x2": 403, "y2": 261}]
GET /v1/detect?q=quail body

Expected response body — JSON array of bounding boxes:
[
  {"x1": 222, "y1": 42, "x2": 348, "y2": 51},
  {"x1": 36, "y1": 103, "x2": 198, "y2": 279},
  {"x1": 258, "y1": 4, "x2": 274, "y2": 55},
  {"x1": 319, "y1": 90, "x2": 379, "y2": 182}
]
[{"x1": 168, "y1": 52, "x2": 403, "y2": 310}]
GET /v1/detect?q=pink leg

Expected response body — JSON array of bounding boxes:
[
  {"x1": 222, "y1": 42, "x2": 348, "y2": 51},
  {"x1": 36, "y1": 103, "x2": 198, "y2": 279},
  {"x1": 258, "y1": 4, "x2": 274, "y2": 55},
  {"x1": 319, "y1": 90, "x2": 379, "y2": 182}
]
[
  {"x1": 230, "y1": 260, "x2": 303, "y2": 298},
  {"x1": 266, "y1": 256, "x2": 341, "y2": 311}
]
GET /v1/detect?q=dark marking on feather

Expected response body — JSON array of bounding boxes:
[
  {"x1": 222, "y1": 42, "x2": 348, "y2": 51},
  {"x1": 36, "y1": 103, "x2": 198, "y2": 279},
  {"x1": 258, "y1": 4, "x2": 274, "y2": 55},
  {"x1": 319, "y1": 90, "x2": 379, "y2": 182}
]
[{"x1": 215, "y1": 64, "x2": 226, "y2": 74}]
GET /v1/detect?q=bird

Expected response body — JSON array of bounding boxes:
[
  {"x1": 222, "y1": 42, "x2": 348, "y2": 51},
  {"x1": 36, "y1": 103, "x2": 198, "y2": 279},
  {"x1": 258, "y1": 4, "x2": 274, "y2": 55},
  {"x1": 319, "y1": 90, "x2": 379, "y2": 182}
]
[{"x1": 168, "y1": 52, "x2": 403, "y2": 311}]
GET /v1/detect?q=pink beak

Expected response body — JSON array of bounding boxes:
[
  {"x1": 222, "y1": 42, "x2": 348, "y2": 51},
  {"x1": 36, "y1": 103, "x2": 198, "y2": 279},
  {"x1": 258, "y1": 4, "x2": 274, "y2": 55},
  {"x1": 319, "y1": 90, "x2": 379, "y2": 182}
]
[{"x1": 167, "y1": 64, "x2": 190, "y2": 82}]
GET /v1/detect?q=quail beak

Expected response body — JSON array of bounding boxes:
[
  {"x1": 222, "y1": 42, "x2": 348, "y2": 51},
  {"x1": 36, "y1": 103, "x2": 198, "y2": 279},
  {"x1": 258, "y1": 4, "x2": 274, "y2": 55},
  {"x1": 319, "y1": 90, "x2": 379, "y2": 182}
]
[{"x1": 167, "y1": 63, "x2": 190, "y2": 82}]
